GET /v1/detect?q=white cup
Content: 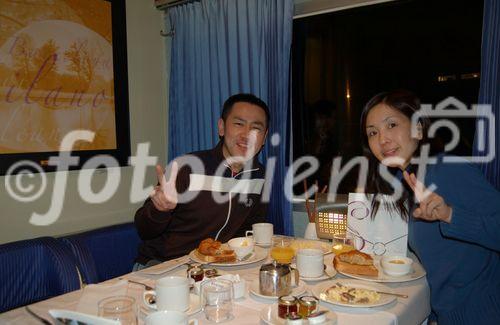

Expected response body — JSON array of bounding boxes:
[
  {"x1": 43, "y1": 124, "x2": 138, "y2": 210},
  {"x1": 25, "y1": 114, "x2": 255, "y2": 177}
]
[
  {"x1": 145, "y1": 310, "x2": 198, "y2": 325},
  {"x1": 245, "y1": 223, "x2": 273, "y2": 245},
  {"x1": 143, "y1": 276, "x2": 190, "y2": 312},
  {"x1": 296, "y1": 248, "x2": 324, "y2": 278}
]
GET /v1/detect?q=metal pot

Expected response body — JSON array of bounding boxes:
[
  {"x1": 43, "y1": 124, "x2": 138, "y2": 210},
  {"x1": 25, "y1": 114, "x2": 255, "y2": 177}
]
[{"x1": 259, "y1": 261, "x2": 299, "y2": 296}]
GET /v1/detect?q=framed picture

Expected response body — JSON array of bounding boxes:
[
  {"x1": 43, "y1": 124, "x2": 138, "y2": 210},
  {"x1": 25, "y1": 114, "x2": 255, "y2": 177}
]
[{"x1": 0, "y1": 0, "x2": 130, "y2": 175}]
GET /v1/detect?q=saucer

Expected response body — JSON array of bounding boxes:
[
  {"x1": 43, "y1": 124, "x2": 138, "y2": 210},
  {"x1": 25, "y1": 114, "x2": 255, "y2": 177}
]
[
  {"x1": 249, "y1": 280, "x2": 306, "y2": 301},
  {"x1": 292, "y1": 263, "x2": 337, "y2": 281},
  {"x1": 144, "y1": 293, "x2": 201, "y2": 316}
]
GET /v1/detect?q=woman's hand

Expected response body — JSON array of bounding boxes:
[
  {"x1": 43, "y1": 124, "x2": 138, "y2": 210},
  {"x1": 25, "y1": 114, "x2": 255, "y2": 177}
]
[{"x1": 403, "y1": 171, "x2": 453, "y2": 223}]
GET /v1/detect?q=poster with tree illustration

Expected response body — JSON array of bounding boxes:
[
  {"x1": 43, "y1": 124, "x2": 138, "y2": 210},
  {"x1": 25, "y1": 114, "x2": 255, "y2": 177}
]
[{"x1": 0, "y1": 0, "x2": 129, "y2": 172}]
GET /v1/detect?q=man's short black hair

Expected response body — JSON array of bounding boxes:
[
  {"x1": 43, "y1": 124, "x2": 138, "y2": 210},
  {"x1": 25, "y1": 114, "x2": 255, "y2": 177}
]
[{"x1": 221, "y1": 93, "x2": 270, "y2": 128}]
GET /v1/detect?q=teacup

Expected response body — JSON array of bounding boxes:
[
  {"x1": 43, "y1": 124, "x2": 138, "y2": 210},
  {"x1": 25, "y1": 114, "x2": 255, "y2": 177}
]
[
  {"x1": 143, "y1": 276, "x2": 190, "y2": 312},
  {"x1": 296, "y1": 248, "x2": 324, "y2": 278},
  {"x1": 245, "y1": 223, "x2": 273, "y2": 245}
]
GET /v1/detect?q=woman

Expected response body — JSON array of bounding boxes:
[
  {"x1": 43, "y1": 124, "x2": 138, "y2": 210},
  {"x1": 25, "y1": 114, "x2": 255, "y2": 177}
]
[{"x1": 360, "y1": 90, "x2": 500, "y2": 324}]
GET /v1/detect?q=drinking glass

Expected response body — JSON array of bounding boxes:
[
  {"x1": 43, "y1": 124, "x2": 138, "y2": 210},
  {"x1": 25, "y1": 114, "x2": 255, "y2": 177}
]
[
  {"x1": 98, "y1": 296, "x2": 137, "y2": 325},
  {"x1": 201, "y1": 279, "x2": 234, "y2": 323},
  {"x1": 270, "y1": 236, "x2": 295, "y2": 264},
  {"x1": 331, "y1": 232, "x2": 355, "y2": 255}
]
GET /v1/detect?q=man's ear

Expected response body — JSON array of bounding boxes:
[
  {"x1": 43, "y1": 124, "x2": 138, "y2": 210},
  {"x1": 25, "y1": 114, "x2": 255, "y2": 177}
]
[
  {"x1": 218, "y1": 118, "x2": 225, "y2": 137},
  {"x1": 416, "y1": 122, "x2": 423, "y2": 140}
]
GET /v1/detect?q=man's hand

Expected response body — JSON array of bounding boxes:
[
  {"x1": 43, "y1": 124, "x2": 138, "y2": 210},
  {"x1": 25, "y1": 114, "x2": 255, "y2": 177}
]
[
  {"x1": 403, "y1": 171, "x2": 452, "y2": 223},
  {"x1": 150, "y1": 161, "x2": 179, "y2": 212}
]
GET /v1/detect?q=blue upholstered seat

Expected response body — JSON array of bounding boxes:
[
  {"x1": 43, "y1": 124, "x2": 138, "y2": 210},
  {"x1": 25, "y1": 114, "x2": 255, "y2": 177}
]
[
  {"x1": 60, "y1": 223, "x2": 140, "y2": 284},
  {"x1": 0, "y1": 237, "x2": 81, "y2": 313}
]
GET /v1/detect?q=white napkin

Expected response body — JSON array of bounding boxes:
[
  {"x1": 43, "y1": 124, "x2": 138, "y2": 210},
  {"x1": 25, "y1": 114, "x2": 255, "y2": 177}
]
[
  {"x1": 348, "y1": 193, "x2": 408, "y2": 256},
  {"x1": 76, "y1": 279, "x2": 129, "y2": 315},
  {"x1": 193, "y1": 274, "x2": 246, "y2": 299}
]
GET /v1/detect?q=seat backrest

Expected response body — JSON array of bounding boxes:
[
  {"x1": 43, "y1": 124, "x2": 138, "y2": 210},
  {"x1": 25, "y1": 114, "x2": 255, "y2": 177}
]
[
  {"x1": 60, "y1": 223, "x2": 140, "y2": 284},
  {"x1": 0, "y1": 237, "x2": 81, "y2": 313}
]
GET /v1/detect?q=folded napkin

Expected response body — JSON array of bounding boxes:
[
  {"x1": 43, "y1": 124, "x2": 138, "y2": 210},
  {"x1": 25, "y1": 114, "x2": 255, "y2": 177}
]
[
  {"x1": 348, "y1": 193, "x2": 408, "y2": 256},
  {"x1": 193, "y1": 274, "x2": 246, "y2": 299},
  {"x1": 76, "y1": 279, "x2": 129, "y2": 315}
]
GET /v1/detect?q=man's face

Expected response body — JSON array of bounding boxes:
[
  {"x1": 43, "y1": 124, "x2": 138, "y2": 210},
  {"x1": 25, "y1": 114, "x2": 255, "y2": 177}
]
[{"x1": 218, "y1": 102, "x2": 268, "y2": 165}]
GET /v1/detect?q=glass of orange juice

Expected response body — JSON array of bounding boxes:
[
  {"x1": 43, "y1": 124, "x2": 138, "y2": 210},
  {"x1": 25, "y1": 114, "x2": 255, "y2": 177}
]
[
  {"x1": 331, "y1": 233, "x2": 355, "y2": 255},
  {"x1": 270, "y1": 236, "x2": 295, "y2": 264}
]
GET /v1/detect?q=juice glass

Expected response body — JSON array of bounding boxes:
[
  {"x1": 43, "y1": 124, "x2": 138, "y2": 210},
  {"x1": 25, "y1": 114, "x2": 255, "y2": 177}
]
[
  {"x1": 331, "y1": 233, "x2": 355, "y2": 255},
  {"x1": 270, "y1": 236, "x2": 295, "y2": 264}
]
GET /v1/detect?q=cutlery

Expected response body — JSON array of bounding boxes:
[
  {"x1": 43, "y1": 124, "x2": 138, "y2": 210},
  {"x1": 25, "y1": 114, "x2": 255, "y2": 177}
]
[
  {"x1": 325, "y1": 285, "x2": 408, "y2": 299},
  {"x1": 373, "y1": 290, "x2": 408, "y2": 298},
  {"x1": 25, "y1": 306, "x2": 52, "y2": 325},
  {"x1": 121, "y1": 278, "x2": 154, "y2": 290}
]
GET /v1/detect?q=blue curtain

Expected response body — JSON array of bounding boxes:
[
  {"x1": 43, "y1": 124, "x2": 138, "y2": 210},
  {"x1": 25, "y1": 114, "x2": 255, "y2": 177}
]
[
  {"x1": 167, "y1": 0, "x2": 294, "y2": 235},
  {"x1": 473, "y1": 0, "x2": 500, "y2": 190}
]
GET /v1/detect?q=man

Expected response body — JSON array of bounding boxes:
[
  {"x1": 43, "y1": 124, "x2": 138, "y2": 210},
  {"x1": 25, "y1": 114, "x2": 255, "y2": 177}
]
[{"x1": 134, "y1": 93, "x2": 270, "y2": 269}]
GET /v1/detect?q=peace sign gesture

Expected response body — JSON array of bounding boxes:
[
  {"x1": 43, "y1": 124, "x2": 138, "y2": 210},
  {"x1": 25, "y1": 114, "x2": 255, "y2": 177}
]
[
  {"x1": 150, "y1": 161, "x2": 179, "y2": 212},
  {"x1": 403, "y1": 171, "x2": 453, "y2": 223}
]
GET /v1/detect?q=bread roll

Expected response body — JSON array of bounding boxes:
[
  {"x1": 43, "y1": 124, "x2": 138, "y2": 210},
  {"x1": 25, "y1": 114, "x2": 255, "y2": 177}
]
[
  {"x1": 196, "y1": 238, "x2": 236, "y2": 262},
  {"x1": 333, "y1": 250, "x2": 378, "y2": 276}
]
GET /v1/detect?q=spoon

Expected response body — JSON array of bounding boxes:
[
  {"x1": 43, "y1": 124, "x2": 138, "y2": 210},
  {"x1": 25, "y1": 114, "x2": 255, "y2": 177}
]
[{"x1": 25, "y1": 306, "x2": 52, "y2": 325}]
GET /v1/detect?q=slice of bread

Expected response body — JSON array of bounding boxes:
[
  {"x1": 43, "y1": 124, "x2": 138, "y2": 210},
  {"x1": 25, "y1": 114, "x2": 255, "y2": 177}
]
[
  {"x1": 333, "y1": 250, "x2": 378, "y2": 276},
  {"x1": 194, "y1": 249, "x2": 236, "y2": 263}
]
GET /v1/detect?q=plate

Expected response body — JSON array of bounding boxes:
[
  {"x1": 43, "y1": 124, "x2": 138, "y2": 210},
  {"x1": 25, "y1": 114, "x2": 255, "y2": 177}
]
[
  {"x1": 144, "y1": 293, "x2": 201, "y2": 316},
  {"x1": 291, "y1": 239, "x2": 332, "y2": 255},
  {"x1": 260, "y1": 304, "x2": 337, "y2": 325},
  {"x1": 336, "y1": 255, "x2": 426, "y2": 283},
  {"x1": 49, "y1": 309, "x2": 121, "y2": 325},
  {"x1": 249, "y1": 280, "x2": 306, "y2": 300},
  {"x1": 188, "y1": 245, "x2": 267, "y2": 266},
  {"x1": 292, "y1": 263, "x2": 337, "y2": 281},
  {"x1": 311, "y1": 279, "x2": 396, "y2": 308}
]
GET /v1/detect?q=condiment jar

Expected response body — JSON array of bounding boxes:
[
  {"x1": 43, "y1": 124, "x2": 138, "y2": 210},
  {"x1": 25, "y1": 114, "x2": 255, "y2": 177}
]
[
  {"x1": 278, "y1": 295, "x2": 298, "y2": 319},
  {"x1": 187, "y1": 264, "x2": 204, "y2": 282},
  {"x1": 298, "y1": 295, "x2": 318, "y2": 317}
]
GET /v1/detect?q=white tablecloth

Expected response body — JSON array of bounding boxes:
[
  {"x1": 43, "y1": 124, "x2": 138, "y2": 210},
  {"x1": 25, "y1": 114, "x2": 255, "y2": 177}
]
[{"x1": 0, "y1": 250, "x2": 430, "y2": 325}]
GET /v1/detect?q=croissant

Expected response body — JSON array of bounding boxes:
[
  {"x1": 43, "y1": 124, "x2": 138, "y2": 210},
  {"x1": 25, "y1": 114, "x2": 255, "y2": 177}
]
[{"x1": 198, "y1": 238, "x2": 222, "y2": 256}]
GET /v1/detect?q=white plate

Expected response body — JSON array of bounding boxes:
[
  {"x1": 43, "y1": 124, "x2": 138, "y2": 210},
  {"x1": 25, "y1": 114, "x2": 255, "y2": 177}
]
[
  {"x1": 189, "y1": 245, "x2": 268, "y2": 266},
  {"x1": 291, "y1": 263, "x2": 337, "y2": 281},
  {"x1": 260, "y1": 304, "x2": 337, "y2": 325},
  {"x1": 144, "y1": 293, "x2": 201, "y2": 316},
  {"x1": 311, "y1": 279, "x2": 397, "y2": 308},
  {"x1": 249, "y1": 280, "x2": 306, "y2": 300},
  {"x1": 336, "y1": 255, "x2": 426, "y2": 283},
  {"x1": 49, "y1": 309, "x2": 121, "y2": 325},
  {"x1": 291, "y1": 239, "x2": 332, "y2": 255}
]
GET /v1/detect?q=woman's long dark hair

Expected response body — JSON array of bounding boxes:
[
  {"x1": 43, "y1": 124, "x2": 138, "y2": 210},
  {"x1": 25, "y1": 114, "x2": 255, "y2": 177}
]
[{"x1": 360, "y1": 90, "x2": 434, "y2": 221}]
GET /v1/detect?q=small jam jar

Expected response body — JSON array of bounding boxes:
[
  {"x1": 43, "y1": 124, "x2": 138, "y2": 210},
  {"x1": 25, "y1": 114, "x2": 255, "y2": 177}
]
[
  {"x1": 187, "y1": 264, "x2": 204, "y2": 282},
  {"x1": 298, "y1": 296, "x2": 318, "y2": 317},
  {"x1": 278, "y1": 295, "x2": 298, "y2": 319}
]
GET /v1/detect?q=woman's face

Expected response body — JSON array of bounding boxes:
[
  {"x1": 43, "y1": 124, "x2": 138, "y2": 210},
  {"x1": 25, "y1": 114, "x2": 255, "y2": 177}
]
[{"x1": 365, "y1": 103, "x2": 421, "y2": 169}]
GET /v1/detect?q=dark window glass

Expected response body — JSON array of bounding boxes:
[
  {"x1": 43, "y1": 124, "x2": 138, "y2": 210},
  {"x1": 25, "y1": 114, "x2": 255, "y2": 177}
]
[{"x1": 292, "y1": 0, "x2": 483, "y2": 195}]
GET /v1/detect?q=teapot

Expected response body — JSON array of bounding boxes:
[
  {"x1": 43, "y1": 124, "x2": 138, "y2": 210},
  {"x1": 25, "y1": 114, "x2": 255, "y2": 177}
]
[{"x1": 259, "y1": 261, "x2": 299, "y2": 296}]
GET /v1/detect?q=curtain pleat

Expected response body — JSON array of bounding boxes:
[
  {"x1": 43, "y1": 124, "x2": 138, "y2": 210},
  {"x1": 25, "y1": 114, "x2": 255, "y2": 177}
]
[{"x1": 473, "y1": 0, "x2": 500, "y2": 190}]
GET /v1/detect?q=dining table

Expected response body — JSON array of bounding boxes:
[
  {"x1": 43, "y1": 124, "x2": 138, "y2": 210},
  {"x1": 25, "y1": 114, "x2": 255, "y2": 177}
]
[{"x1": 0, "y1": 242, "x2": 430, "y2": 325}]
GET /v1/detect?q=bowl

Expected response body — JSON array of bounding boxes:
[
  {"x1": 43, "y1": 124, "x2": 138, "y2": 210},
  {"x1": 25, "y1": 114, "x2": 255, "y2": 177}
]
[
  {"x1": 228, "y1": 237, "x2": 254, "y2": 260},
  {"x1": 381, "y1": 255, "x2": 413, "y2": 276}
]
